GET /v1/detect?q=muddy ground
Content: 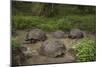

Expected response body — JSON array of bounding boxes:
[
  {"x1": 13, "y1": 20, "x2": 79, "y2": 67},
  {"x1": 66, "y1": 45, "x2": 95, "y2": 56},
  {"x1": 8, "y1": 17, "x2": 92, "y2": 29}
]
[{"x1": 12, "y1": 30, "x2": 95, "y2": 65}]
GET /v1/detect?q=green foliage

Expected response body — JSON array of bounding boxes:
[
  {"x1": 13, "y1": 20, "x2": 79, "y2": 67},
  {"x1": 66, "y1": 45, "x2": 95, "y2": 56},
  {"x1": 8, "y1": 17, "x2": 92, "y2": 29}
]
[
  {"x1": 66, "y1": 15, "x2": 96, "y2": 32},
  {"x1": 73, "y1": 38, "x2": 96, "y2": 62},
  {"x1": 12, "y1": 16, "x2": 45, "y2": 30},
  {"x1": 12, "y1": 1, "x2": 33, "y2": 16},
  {"x1": 12, "y1": 39, "x2": 20, "y2": 49},
  {"x1": 12, "y1": 15, "x2": 95, "y2": 32},
  {"x1": 12, "y1": 1, "x2": 96, "y2": 16},
  {"x1": 12, "y1": 1, "x2": 96, "y2": 32},
  {"x1": 37, "y1": 21, "x2": 58, "y2": 31}
]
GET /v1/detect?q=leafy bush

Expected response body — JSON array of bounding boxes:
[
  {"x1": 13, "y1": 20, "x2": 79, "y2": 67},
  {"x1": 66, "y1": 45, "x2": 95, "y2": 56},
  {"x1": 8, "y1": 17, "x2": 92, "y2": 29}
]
[{"x1": 73, "y1": 38, "x2": 96, "y2": 62}]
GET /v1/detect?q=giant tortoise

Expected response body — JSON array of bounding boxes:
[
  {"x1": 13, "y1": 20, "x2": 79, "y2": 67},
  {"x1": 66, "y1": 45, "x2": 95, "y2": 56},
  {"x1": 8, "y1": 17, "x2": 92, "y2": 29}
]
[
  {"x1": 25, "y1": 29, "x2": 47, "y2": 43},
  {"x1": 39, "y1": 39, "x2": 66, "y2": 58},
  {"x1": 53, "y1": 30, "x2": 65, "y2": 38},
  {"x1": 68, "y1": 29, "x2": 84, "y2": 39}
]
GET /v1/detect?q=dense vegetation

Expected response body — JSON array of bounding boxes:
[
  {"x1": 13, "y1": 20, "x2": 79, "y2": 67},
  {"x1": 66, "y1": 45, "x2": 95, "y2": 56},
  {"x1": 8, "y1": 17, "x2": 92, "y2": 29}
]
[
  {"x1": 73, "y1": 38, "x2": 96, "y2": 62},
  {"x1": 12, "y1": 1, "x2": 96, "y2": 32},
  {"x1": 12, "y1": 15, "x2": 95, "y2": 32}
]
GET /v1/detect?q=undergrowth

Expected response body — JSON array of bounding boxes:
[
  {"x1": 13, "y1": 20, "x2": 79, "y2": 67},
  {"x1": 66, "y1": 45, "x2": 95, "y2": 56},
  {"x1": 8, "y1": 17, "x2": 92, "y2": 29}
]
[
  {"x1": 73, "y1": 38, "x2": 96, "y2": 62},
  {"x1": 12, "y1": 15, "x2": 95, "y2": 32}
]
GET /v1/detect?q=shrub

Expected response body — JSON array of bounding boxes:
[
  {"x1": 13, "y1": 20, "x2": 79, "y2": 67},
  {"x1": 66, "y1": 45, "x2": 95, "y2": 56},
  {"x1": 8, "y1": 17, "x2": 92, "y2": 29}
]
[{"x1": 73, "y1": 38, "x2": 96, "y2": 62}]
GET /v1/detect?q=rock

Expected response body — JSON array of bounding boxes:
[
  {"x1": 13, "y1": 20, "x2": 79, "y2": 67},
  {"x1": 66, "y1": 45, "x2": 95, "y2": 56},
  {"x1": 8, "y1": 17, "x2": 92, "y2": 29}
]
[
  {"x1": 19, "y1": 43, "x2": 35, "y2": 59},
  {"x1": 68, "y1": 48, "x2": 76, "y2": 57},
  {"x1": 25, "y1": 29, "x2": 47, "y2": 43},
  {"x1": 12, "y1": 48, "x2": 27, "y2": 65},
  {"x1": 68, "y1": 29, "x2": 84, "y2": 39},
  {"x1": 53, "y1": 30, "x2": 65, "y2": 38},
  {"x1": 39, "y1": 39, "x2": 66, "y2": 58}
]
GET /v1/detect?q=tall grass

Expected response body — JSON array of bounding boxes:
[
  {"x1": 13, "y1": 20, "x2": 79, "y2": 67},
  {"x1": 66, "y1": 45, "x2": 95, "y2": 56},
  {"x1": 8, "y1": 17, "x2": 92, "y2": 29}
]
[{"x1": 12, "y1": 15, "x2": 95, "y2": 32}]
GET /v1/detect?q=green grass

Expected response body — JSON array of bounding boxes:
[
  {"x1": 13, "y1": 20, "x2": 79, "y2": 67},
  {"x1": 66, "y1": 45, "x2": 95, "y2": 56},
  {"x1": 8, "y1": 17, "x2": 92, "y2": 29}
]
[
  {"x1": 73, "y1": 38, "x2": 96, "y2": 62},
  {"x1": 12, "y1": 15, "x2": 95, "y2": 32}
]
